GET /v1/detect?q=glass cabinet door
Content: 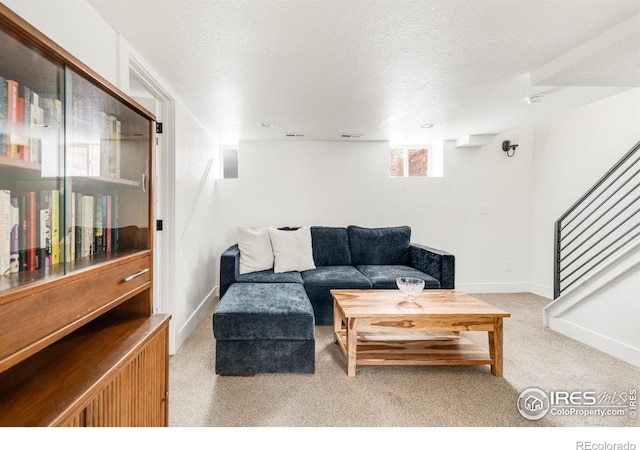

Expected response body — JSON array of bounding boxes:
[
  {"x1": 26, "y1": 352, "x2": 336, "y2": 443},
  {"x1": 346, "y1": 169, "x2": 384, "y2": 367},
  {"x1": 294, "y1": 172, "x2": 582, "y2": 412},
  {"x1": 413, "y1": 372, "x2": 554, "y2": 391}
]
[
  {"x1": 0, "y1": 25, "x2": 64, "y2": 291},
  {"x1": 64, "y1": 69, "x2": 151, "y2": 272}
]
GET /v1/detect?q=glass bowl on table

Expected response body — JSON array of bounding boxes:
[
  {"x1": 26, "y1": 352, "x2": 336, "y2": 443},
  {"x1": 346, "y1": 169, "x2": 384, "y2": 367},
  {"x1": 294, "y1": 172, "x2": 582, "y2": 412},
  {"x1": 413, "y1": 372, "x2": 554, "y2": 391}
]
[{"x1": 396, "y1": 277, "x2": 425, "y2": 303}]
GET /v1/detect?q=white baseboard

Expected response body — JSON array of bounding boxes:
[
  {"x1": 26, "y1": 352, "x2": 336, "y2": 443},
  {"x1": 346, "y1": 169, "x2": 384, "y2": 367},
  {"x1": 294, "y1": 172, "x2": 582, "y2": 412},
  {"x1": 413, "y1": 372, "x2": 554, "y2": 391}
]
[
  {"x1": 456, "y1": 281, "x2": 532, "y2": 293},
  {"x1": 529, "y1": 282, "x2": 553, "y2": 299},
  {"x1": 546, "y1": 316, "x2": 640, "y2": 368},
  {"x1": 173, "y1": 285, "x2": 217, "y2": 355}
]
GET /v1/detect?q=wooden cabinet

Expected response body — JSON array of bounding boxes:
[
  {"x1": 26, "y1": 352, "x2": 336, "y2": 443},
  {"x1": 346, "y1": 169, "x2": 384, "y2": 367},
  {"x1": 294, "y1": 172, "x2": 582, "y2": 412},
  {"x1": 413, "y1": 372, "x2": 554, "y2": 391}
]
[
  {"x1": 0, "y1": 314, "x2": 169, "y2": 426},
  {"x1": 0, "y1": 5, "x2": 169, "y2": 426}
]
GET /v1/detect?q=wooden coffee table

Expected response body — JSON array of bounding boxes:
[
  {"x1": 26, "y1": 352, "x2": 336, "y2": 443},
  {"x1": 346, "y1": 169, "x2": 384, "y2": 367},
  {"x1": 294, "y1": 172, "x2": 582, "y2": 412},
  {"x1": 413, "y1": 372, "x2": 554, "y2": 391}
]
[{"x1": 331, "y1": 289, "x2": 510, "y2": 377}]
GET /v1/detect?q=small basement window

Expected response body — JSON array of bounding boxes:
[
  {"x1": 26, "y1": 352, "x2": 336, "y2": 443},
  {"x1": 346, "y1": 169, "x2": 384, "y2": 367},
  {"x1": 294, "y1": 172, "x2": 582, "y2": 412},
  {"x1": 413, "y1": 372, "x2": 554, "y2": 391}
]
[
  {"x1": 390, "y1": 145, "x2": 442, "y2": 177},
  {"x1": 219, "y1": 145, "x2": 238, "y2": 179}
]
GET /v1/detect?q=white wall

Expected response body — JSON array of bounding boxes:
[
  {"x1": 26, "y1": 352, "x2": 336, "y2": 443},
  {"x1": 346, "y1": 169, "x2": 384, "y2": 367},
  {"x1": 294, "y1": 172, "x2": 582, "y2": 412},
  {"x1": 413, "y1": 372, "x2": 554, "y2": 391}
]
[
  {"x1": 214, "y1": 133, "x2": 534, "y2": 293},
  {"x1": 4, "y1": 0, "x2": 119, "y2": 86},
  {"x1": 530, "y1": 88, "x2": 640, "y2": 297},
  {"x1": 173, "y1": 103, "x2": 218, "y2": 351}
]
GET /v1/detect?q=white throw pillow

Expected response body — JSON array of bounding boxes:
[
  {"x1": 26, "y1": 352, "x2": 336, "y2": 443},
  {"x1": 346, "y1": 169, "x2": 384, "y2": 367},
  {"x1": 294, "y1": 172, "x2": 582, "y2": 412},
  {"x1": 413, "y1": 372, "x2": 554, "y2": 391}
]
[
  {"x1": 268, "y1": 226, "x2": 316, "y2": 273},
  {"x1": 237, "y1": 226, "x2": 274, "y2": 274}
]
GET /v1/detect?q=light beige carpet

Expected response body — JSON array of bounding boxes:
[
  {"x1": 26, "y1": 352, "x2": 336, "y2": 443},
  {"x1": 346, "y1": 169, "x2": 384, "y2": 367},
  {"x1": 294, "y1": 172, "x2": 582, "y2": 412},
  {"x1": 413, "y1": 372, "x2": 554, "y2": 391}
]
[{"x1": 168, "y1": 292, "x2": 640, "y2": 428}]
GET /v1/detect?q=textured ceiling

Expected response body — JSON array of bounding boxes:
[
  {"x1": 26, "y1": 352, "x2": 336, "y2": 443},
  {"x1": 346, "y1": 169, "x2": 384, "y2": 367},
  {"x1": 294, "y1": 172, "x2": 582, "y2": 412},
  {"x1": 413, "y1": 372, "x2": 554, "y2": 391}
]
[{"x1": 89, "y1": 0, "x2": 640, "y2": 145}]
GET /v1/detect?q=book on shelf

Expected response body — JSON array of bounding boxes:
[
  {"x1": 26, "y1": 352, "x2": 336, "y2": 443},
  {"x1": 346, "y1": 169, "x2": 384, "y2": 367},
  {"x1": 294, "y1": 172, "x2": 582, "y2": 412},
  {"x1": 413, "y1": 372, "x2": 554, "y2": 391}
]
[
  {"x1": 8, "y1": 193, "x2": 24, "y2": 271},
  {"x1": 39, "y1": 190, "x2": 52, "y2": 269},
  {"x1": 4, "y1": 79, "x2": 19, "y2": 159},
  {"x1": 15, "y1": 96, "x2": 25, "y2": 160},
  {"x1": 81, "y1": 194, "x2": 94, "y2": 258},
  {"x1": 68, "y1": 192, "x2": 75, "y2": 263},
  {"x1": 0, "y1": 75, "x2": 4, "y2": 155},
  {"x1": 74, "y1": 192, "x2": 82, "y2": 261},
  {"x1": 115, "y1": 119, "x2": 121, "y2": 178},
  {"x1": 0, "y1": 190, "x2": 9, "y2": 275},
  {"x1": 18, "y1": 85, "x2": 31, "y2": 162},
  {"x1": 94, "y1": 194, "x2": 103, "y2": 254},
  {"x1": 112, "y1": 191, "x2": 119, "y2": 252},
  {"x1": 9, "y1": 196, "x2": 18, "y2": 273},
  {"x1": 31, "y1": 90, "x2": 43, "y2": 164},
  {"x1": 27, "y1": 190, "x2": 37, "y2": 271},
  {"x1": 101, "y1": 114, "x2": 121, "y2": 178},
  {"x1": 105, "y1": 194, "x2": 112, "y2": 254},
  {"x1": 51, "y1": 189, "x2": 60, "y2": 265},
  {"x1": 41, "y1": 97, "x2": 62, "y2": 177},
  {"x1": 85, "y1": 194, "x2": 115, "y2": 256},
  {"x1": 16, "y1": 194, "x2": 26, "y2": 271}
]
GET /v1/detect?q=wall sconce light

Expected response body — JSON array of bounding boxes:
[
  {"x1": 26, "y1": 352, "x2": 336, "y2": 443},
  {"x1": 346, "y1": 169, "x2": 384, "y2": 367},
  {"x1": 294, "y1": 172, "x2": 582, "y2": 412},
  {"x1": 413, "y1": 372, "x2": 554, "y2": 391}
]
[{"x1": 502, "y1": 138, "x2": 518, "y2": 157}]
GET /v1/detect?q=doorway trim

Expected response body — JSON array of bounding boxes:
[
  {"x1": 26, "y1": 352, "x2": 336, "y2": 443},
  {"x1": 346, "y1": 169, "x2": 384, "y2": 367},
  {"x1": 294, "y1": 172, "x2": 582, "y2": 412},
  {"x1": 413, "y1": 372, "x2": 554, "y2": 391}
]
[{"x1": 128, "y1": 54, "x2": 177, "y2": 354}]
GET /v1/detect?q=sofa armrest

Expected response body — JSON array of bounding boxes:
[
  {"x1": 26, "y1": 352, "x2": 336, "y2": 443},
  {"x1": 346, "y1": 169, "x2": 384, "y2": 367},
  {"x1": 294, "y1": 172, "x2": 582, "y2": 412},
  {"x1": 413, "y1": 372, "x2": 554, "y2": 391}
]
[
  {"x1": 409, "y1": 243, "x2": 455, "y2": 289},
  {"x1": 220, "y1": 244, "x2": 240, "y2": 298}
]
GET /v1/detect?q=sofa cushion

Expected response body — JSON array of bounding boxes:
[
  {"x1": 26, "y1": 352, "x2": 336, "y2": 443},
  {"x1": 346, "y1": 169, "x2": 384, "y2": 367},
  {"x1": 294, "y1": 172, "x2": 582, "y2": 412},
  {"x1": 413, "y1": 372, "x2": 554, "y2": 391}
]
[
  {"x1": 301, "y1": 265, "x2": 371, "y2": 288},
  {"x1": 302, "y1": 266, "x2": 373, "y2": 326},
  {"x1": 236, "y1": 269, "x2": 303, "y2": 284},
  {"x1": 310, "y1": 226, "x2": 351, "y2": 266},
  {"x1": 237, "y1": 226, "x2": 274, "y2": 274},
  {"x1": 213, "y1": 283, "x2": 314, "y2": 340},
  {"x1": 269, "y1": 226, "x2": 316, "y2": 273},
  {"x1": 348, "y1": 225, "x2": 411, "y2": 265},
  {"x1": 356, "y1": 265, "x2": 440, "y2": 289}
]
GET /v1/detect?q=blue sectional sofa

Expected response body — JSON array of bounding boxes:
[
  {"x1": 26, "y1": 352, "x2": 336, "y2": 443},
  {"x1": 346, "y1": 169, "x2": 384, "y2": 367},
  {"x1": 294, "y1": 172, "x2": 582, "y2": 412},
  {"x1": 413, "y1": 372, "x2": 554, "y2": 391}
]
[
  {"x1": 219, "y1": 225, "x2": 455, "y2": 325},
  {"x1": 214, "y1": 225, "x2": 455, "y2": 374}
]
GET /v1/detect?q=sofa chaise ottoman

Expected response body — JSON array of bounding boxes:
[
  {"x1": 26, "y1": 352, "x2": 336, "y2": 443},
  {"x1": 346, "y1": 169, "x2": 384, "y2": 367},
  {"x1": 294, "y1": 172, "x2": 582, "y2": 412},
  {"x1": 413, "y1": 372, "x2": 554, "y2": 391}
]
[
  {"x1": 213, "y1": 282, "x2": 315, "y2": 375},
  {"x1": 219, "y1": 225, "x2": 455, "y2": 325}
]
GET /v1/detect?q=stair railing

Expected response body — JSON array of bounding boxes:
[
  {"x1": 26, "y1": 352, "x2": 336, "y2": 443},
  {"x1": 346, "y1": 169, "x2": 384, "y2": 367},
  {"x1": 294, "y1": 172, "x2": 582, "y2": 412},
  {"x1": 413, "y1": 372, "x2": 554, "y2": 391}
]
[{"x1": 554, "y1": 140, "x2": 640, "y2": 299}]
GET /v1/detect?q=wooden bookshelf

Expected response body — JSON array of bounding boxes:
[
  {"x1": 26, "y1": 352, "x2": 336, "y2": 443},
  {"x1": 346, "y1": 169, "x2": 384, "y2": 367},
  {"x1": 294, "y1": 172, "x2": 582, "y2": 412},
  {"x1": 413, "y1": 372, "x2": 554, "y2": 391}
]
[{"x1": 0, "y1": 4, "x2": 169, "y2": 427}]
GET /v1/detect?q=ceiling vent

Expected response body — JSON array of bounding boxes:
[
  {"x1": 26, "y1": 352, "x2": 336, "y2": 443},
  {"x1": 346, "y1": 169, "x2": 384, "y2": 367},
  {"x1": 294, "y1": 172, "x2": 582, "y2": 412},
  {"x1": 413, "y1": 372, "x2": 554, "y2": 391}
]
[
  {"x1": 284, "y1": 133, "x2": 306, "y2": 137},
  {"x1": 341, "y1": 133, "x2": 364, "y2": 138}
]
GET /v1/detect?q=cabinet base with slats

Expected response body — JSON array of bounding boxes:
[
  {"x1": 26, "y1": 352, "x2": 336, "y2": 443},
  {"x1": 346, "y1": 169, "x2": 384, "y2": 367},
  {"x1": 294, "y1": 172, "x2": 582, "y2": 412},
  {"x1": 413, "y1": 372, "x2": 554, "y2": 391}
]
[{"x1": 0, "y1": 313, "x2": 170, "y2": 427}]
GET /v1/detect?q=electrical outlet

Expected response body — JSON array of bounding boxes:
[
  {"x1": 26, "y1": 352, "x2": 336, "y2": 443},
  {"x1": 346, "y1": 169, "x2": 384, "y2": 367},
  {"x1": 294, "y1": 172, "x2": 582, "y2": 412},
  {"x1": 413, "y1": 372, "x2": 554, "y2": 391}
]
[{"x1": 505, "y1": 261, "x2": 512, "y2": 272}]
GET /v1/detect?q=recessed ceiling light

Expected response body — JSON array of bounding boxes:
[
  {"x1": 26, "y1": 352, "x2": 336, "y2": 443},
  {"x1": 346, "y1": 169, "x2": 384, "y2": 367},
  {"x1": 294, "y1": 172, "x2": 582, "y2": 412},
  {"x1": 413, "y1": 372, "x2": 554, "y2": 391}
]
[
  {"x1": 260, "y1": 122, "x2": 275, "y2": 127},
  {"x1": 420, "y1": 123, "x2": 434, "y2": 129},
  {"x1": 525, "y1": 95, "x2": 544, "y2": 104}
]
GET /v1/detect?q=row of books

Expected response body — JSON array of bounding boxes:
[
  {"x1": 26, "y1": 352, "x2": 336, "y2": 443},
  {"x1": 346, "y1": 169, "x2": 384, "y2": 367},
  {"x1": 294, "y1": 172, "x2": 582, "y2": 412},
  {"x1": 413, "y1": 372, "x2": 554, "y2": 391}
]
[
  {"x1": 1, "y1": 75, "x2": 123, "y2": 179},
  {"x1": 0, "y1": 76, "x2": 60, "y2": 164},
  {"x1": 0, "y1": 190, "x2": 119, "y2": 276}
]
